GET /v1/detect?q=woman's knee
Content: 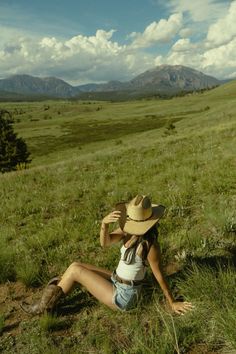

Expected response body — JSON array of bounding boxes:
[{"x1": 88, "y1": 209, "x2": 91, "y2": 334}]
[
  {"x1": 70, "y1": 261, "x2": 81, "y2": 267},
  {"x1": 67, "y1": 262, "x2": 84, "y2": 277}
]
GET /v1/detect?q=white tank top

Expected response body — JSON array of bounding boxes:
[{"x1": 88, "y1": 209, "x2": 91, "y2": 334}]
[{"x1": 116, "y1": 245, "x2": 147, "y2": 281}]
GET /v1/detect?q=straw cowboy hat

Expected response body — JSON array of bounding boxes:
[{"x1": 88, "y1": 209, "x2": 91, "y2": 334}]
[{"x1": 116, "y1": 195, "x2": 165, "y2": 236}]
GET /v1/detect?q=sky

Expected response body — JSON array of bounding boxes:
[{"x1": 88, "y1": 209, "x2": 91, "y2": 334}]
[{"x1": 0, "y1": 0, "x2": 236, "y2": 85}]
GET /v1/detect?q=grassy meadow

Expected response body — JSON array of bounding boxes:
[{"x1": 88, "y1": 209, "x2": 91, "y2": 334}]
[{"x1": 0, "y1": 82, "x2": 236, "y2": 353}]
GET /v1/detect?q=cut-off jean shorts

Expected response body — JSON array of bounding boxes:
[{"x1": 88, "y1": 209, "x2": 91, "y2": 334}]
[{"x1": 110, "y1": 273, "x2": 143, "y2": 311}]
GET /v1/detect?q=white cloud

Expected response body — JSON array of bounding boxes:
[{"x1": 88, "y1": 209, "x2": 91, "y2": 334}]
[
  {"x1": 154, "y1": 50, "x2": 203, "y2": 72},
  {"x1": 151, "y1": 0, "x2": 236, "y2": 80},
  {"x1": 202, "y1": 38, "x2": 236, "y2": 71},
  {"x1": 168, "y1": 0, "x2": 229, "y2": 22},
  {"x1": 206, "y1": 1, "x2": 236, "y2": 46},
  {"x1": 179, "y1": 27, "x2": 194, "y2": 38},
  {"x1": 0, "y1": 28, "x2": 156, "y2": 84},
  {"x1": 0, "y1": 25, "x2": 34, "y2": 48},
  {"x1": 171, "y1": 38, "x2": 196, "y2": 52},
  {"x1": 154, "y1": 33, "x2": 236, "y2": 79},
  {"x1": 130, "y1": 13, "x2": 183, "y2": 48},
  {"x1": 227, "y1": 71, "x2": 236, "y2": 79}
]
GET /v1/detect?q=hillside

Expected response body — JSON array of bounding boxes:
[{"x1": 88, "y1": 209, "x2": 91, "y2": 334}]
[
  {"x1": 0, "y1": 89, "x2": 26, "y2": 101},
  {"x1": 0, "y1": 81, "x2": 236, "y2": 353}
]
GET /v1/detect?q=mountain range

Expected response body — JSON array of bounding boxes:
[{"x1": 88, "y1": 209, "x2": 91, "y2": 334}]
[{"x1": 0, "y1": 65, "x2": 221, "y2": 100}]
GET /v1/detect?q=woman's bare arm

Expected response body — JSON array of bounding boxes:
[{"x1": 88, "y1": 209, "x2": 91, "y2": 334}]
[
  {"x1": 100, "y1": 211, "x2": 125, "y2": 247},
  {"x1": 147, "y1": 242, "x2": 193, "y2": 315},
  {"x1": 147, "y1": 242, "x2": 174, "y2": 305}
]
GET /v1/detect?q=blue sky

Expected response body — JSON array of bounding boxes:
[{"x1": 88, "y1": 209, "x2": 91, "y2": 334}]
[
  {"x1": 0, "y1": 0, "x2": 235, "y2": 84},
  {"x1": 0, "y1": 0, "x2": 169, "y2": 39}
]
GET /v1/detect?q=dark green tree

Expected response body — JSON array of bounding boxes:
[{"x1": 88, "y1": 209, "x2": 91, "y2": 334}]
[{"x1": 0, "y1": 109, "x2": 31, "y2": 173}]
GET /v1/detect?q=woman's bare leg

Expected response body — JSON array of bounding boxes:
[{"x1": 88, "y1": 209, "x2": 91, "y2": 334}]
[
  {"x1": 74, "y1": 261, "x2": 112, "y2": 280},
  {"x1": 58, "y1": 262, "x2": 116, "y2": 310}
]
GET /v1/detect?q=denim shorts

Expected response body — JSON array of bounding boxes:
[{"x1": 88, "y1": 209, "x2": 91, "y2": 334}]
[{"x1": 110, "y1": 273, "x2": 142, "y2": 311}]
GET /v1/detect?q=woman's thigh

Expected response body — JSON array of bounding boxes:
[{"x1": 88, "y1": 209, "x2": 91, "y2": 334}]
[
  {"x1": 75, "y1": 261, "x2": 112, "y2": 280},
  {"x1": 70, "y1": 264, "x2": 116, "y2": 310}
]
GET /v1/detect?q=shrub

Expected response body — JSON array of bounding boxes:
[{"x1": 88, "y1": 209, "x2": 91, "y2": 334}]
[
  {"x1": 164, "y1": 122, "x2": 177, "y2": 136},
  {"x1": 115, "y1": 139, "x2": 123, "y2": 145},
  {"x1": 0, "y1": 109, "x2": 31, "y2": 172}
]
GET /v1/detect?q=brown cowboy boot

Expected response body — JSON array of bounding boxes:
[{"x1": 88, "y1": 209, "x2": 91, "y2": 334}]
[
  {"x1": 47, "y1": 276, "x2": 61, "y2": 286},
  {"x1": 21, "y1": 284, "x2": 64, "y2": 315}
]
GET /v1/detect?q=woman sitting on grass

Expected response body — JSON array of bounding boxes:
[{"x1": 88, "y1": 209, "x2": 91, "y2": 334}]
[{"x1": 21, "y1": 195, "x2": 193, "y2": 315}]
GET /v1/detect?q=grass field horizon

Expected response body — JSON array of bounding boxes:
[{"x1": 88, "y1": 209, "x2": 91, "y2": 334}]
[{"x1": 0, "y1": 81, "x2": 236, "y2": 353}]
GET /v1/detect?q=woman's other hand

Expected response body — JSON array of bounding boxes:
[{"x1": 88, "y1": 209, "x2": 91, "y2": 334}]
[
  {"x1": 170, "y1": 301, "x2": 194, "y2": 315},
  {"x1": 102, "y1": 211, "x2": 121, "y2": 225}
]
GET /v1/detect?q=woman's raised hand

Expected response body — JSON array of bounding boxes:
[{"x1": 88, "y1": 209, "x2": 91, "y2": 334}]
[
  {"x1": 102, "y1": 211, "x2": 121, "y2": 225},
  {"x1": 170, "y1": 301, "x2": 194, "y2": 315}
]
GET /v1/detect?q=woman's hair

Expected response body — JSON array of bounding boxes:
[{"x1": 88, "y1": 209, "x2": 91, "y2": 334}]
[{"x1": 123, "y1": 224, "x2": 159, "y2": 265}]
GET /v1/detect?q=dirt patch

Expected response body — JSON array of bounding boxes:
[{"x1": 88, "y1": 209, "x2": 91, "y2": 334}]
[
  {"x1": 0, "y1": 281, "x2": 95, "y2": 340},
  {"x1": 0, "y1": 282, "x2": 38, "y2": 336}
]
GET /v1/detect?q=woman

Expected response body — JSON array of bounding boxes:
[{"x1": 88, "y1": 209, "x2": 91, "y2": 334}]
[{"x1": 21, "y1": 195, "x2": 193, "y2": 315}]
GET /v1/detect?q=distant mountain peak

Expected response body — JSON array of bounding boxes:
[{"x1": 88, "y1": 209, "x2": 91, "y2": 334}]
[
  {"x1": 130, "y1": 65, "x2": 220, "y2": 91},
  {"x1": 0, "y1": 65, "x2": 220, "y2": 99},
  {"x1": 0, "y1": 74, "x2": 80, "y2": 98}
]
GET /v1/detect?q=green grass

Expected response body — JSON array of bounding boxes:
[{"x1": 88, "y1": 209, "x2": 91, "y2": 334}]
[
  {"x1": 39, "y1": 314, "x2": 70, "y2": 332},
  {"x1": 0, "y1": 81, "x2": 236, "y2": 353}
]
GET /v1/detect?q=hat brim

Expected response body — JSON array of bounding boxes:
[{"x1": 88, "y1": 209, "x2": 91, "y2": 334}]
[{"x1": 115, "y1": 202, "x2": 166, "y2": 236}]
